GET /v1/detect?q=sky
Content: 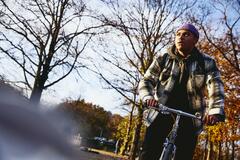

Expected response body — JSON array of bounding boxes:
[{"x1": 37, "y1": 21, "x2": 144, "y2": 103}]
[
  {"x1": 0, "y1": 0, "x2": 130, "y2": 117},
  {"x1": 41, "y1": 71, "x2": 129, "y2": 116},
  {"x1": 0, "y1": 60, "x2": 128, "y2": 116},
  {"x1": 1, "y1": 0, "x2": 238, "y2": 117}
]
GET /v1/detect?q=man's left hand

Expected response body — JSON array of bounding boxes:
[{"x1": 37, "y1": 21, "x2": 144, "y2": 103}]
[{"x1": 203, "y1": 114, "x2": 224, "y2": 125}]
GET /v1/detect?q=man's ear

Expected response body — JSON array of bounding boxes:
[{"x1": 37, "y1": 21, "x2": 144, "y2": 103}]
[{"x1": 193, "y1": 37, "x2": 198, "y2": 45}]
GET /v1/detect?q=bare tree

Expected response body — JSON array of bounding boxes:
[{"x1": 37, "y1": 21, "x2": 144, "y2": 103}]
[
  {"x1": 190, "y1": 0, "x2": 240, "y2": 73},
  {"x1": 91, "y1": 0, "x2": 196, "y2": 159},
  {"x1": 0, "y1": 0, "x2": 103, "y2": 104}
]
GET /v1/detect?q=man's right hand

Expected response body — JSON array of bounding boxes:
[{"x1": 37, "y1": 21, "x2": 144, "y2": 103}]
[{"x1": 145, "y1": 99, "x2": 158, "y2": 108}]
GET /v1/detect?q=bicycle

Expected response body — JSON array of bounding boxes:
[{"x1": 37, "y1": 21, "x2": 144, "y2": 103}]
[{"x1": 148, "y1": 104, "x2": 202, "y2": 160}]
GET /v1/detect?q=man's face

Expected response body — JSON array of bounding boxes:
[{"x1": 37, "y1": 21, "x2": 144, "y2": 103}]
[{"x1": 175, "y1": 29, "x2": 198, "y2": 55}]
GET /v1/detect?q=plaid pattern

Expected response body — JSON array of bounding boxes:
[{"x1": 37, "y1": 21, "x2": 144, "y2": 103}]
[{"x1": 139, "y1": 46, "x2": 225, "y2": 126}]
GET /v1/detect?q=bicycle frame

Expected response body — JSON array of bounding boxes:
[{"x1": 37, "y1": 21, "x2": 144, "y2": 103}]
[{"x1": 148, "y1": 104, "x2": 201, "y2": 160}]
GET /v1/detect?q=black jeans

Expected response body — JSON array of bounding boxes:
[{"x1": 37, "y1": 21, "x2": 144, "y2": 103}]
[{"x1": 139, "y1": 113, "x2": 198, "y2": 160}]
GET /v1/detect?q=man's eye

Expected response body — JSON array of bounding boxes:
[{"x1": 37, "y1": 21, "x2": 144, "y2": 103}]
[
  {"x1": 182, "y1": 33, "x2": 190, "y2": 37},
  {"x1": 183, "y1": 33, "x2": 190, "y2": 37},
  {"x1": 176, "y1": 32, "x2": 191, "y2": 37}
]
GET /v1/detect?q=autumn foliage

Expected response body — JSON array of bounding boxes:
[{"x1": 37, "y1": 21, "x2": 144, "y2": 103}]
[
  {"x1": 193, "y1": 33, "x2": 240, "y2": 159},
  {"x1": 60, "y1": 99, "x2": 123, "y2": 139}
]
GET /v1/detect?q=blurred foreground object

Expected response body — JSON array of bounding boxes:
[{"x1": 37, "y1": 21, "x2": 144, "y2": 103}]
[{"x1": 0, "y1": 84, "x2": 80, "y2": 160}]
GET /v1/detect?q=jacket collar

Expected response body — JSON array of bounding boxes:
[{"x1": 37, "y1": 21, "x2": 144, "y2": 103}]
[{"x1": 167, "y1": 45, "x2": 201, "y2": 62}]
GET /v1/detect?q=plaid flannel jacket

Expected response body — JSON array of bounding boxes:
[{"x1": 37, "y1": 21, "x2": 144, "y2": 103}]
[{"x1": 139, "y1": 46, "x2": 225, "y2": 127}]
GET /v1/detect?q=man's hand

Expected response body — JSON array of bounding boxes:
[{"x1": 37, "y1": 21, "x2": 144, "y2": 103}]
[
  {"x1": 145, "y1": 99, "x2": 158, "y2": 108},
  {"x1": 203, "y1": 114, "x2": 224, "y2": 125}
]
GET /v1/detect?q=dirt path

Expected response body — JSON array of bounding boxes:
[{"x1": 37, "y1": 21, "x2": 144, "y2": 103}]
[{"x1": 77, "y1": 148, "x2": 127, "y2": 160}]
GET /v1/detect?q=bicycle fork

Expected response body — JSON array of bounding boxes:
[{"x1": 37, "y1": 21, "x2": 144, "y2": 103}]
[{"x1": 159, "y1": 115, "x2": 180, "y2": 160}]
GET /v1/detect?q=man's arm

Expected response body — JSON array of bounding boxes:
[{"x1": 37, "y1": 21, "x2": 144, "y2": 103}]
[
  {"x1": 138, "y1": 55, "x2": 165, "y2": 106},
  {"x1": 204, "y1": 58, "x2": 225, "y2": 125}
]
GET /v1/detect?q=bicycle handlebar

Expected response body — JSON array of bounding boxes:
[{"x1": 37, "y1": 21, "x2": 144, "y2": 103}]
[{"x1": 148, "y1": 104, "x2": 201, "y2": 120}]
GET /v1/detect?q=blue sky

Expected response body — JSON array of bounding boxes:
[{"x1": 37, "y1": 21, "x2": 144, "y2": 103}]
[
  {"x1": 0, "y1": 0, "x2": 238, "y2": 117},
  {"x1": 0, "y1": 0, "x2": 130, "y2": 116},
  {"x1": 41, "y1": 69, "x2": 129, "y2": 116}
]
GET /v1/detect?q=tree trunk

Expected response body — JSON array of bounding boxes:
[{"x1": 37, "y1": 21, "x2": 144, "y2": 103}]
[
  {"x1": 218, "y1": 141, "x2": 222, "y2": 160},
  {"x1": 119, "y1": 107, "x2": 134, "y2": 155},
  {"x1": 129, "y1": 105, "x2": 143, "y2": 160},
  {"x1": 231, "y1": 140, "x2": 235, "y2": 160},
  {"x1": 30, "y1": 76, "x2": 45, "y2": 104},
  {"x1": 230, "y1": 125, "x2": 235, "y2": 160},
  {"x1": 119, "y1": 123, "x2": 131, "y2": 155},
  {"x1": 207, "y1": 141, "x2": 214, "y2": 160},
  {"x1": 30, "y1": 58, "x2": 51, "y2": 104},
  {"x1": 30, "y1": 86, "x2": 43, "y2": 104},
  {"x1": 203, "y1": 134, "x2": 209, "y2": 160},
  {"x1": 225, "y1": 141, "x2": 229, "y2": 160}
]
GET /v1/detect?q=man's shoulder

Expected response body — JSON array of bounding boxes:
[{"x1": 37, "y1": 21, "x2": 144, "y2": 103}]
[
  {"x1": 155, "y1": 52, "x2": 169, "y2": 58},
  {"x1": 155, "y1": 52, "x2": 170, "y2": 64},
  {"x1": 199, "y1": 52, "x2": 215, "y2": 62},
  {"x1": 198, "y1": 52, "x2": 218, "y2": 71}
]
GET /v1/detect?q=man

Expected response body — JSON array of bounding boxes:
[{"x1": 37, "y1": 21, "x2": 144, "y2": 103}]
[{"x1": 138, "y1": 23, "x2": 225, "y2": 160}]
